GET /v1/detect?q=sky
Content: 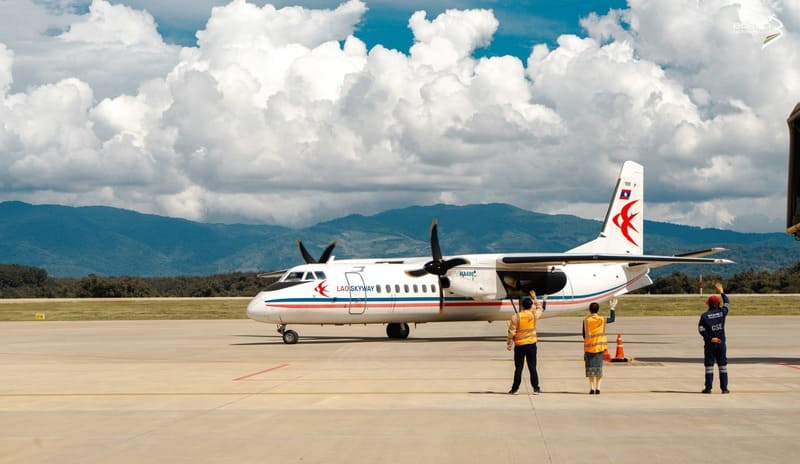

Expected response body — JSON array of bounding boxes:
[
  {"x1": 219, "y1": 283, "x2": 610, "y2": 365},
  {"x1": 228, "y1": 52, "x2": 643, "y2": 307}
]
[{"x1": 0, "y1": 1, "x2": 798, "y2": 234}]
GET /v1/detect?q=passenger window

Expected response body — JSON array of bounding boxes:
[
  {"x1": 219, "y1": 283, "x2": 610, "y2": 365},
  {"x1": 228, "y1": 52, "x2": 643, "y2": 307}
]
[
  {"x1": 422, "y1": 284, "x2": 427, "y2": 293},
  {"x1": 395, "y1": 284, "x2": 400, "y2": 293},
  {"x1": 431, "y1": 284, "x2": 437, "y2": 293},
  {"x1": 404, "y1": 284, "x2": 409, "y2": 293},
  {"x1": 413, "y1": 284, "x2": 418, "y2": 293},
  {"x1": 385, "y1": 285, "x2": 391, "y2": 293}
]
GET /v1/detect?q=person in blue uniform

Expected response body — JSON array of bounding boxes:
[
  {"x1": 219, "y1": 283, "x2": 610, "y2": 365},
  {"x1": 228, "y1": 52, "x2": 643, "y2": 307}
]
[{"x1": 698, "y1": 282, "x2": 730, "y2": 394}]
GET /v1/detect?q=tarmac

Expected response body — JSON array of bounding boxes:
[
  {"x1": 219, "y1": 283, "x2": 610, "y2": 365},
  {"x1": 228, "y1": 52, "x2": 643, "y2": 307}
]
[{"x1": 1, "y1": 316, "x2": 799, "y2": 464}]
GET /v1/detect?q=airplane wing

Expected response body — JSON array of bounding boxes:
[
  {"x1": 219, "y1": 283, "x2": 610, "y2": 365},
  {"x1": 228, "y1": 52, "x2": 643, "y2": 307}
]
[{"x1": 497, "y1": 248, "x2": 733, "y2": 270}]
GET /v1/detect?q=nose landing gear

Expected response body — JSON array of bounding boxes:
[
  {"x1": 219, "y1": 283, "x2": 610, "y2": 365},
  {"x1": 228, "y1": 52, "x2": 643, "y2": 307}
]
[{"x1": 277, "y1": 324, "x2": 299, "y2": 344}]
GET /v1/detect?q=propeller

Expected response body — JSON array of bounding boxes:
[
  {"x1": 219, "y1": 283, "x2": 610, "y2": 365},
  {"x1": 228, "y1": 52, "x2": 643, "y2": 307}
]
[
  {"x1": 405, "y1": 219, "x2": 469, "y2": 313},
  {"x1": 297, "y1": 239, "x2": 337, "y2": 264}
]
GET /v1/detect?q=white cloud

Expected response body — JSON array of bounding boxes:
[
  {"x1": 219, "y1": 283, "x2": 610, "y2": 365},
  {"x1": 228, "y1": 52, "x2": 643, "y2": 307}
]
[
  {"x1": 0, "y1": 43, "x2": 12, "y2": 94},
  {"x1": 0, "y1": 0, "x2": 798, "y2": 234},
  {"x1": 60, "y1": 0, "x2": 166, "y2": 47}
]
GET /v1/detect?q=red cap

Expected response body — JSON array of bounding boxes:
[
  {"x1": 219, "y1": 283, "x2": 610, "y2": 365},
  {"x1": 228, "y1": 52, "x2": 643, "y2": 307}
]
[{"x1": 706, "y1": 295, "x2": 721, "y2": 307}]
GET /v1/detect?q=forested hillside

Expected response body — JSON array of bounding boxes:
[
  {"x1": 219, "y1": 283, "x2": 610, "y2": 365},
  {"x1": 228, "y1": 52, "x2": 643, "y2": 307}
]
[{"x1": 1, "y1": 201, "x2": 796, "y2": 278}]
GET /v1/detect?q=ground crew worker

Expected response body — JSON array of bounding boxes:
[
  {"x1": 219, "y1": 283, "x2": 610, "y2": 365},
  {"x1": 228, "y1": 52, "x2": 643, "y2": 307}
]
[
  {"x1": 583, "y1": 301, "x2": 609, "y2": 395},
  {"x1": 506, "y1": 290, "x2": 545, "y2": 395},
  {"x1": 698, "y1": 282, "x2": 730, "y2": 394}
]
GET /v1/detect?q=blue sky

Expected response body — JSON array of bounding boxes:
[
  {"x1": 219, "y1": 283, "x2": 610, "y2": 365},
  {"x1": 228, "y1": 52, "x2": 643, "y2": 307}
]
[
  {"x1": 0, "y1": 1, "x2": 798, "y2": 233},
  {"x1": 115, "y1": 1, "x2": 629, "y2": 57}
]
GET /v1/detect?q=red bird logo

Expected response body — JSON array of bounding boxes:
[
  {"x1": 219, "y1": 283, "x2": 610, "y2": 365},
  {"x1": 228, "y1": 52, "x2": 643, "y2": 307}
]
[
  {"x1": 613, "y1": 200, "x2": 639, "y2": 246},
  {"x1": 315, "y1": 281, "x2": 329, "y2": 297}
]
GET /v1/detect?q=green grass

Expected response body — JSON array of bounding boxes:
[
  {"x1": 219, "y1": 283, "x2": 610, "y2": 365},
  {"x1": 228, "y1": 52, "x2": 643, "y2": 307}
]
[
  {"x1": 0, "y1": 295, "x2": 798, "y2": 322},
  {"x1": 603, "y1": 295, "x2": 800, "y2": 317},
  {"x1": 0, "y1": 298, "x2": 250, "y2": 321}
]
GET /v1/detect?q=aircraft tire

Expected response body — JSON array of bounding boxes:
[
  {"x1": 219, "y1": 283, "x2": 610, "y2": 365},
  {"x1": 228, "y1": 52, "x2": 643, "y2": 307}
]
[
  {"x1": 386, "y1": 323, "x2": 398, "y2": 339},
  {"x1": 386, "y1": 323, "x2": 410, "y2": 339},
  {"x1": 398, "y1": 323, "x2": 410, "y2": 339},
  {"x1": 282, "y1": 329, "x2": 299, "y2": 344}
]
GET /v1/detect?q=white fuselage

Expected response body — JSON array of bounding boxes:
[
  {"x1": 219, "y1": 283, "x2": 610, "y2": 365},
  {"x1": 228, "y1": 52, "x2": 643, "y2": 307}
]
[{"x1": 246, "y1": 255, "x2": 652, "y2": 326}]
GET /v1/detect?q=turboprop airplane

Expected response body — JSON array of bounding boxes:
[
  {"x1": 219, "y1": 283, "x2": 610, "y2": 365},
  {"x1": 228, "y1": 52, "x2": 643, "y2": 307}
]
[{"x1": 247, "y1": 161, "x2": 733, "y2": 344}]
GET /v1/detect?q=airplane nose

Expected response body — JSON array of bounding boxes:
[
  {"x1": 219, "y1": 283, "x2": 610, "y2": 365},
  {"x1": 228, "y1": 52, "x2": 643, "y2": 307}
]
[{"x1": 246, "y1": 295, "x2": 267, "y2": 321}]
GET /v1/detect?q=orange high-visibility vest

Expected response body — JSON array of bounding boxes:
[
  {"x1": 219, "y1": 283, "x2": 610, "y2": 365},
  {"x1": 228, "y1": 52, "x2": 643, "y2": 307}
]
[
  {"x1": 583, "y1": 314, "x2": 607, "y2": 353},
  {"x1": 513, "y1": 310, "x2": 537, "y2": 346}
]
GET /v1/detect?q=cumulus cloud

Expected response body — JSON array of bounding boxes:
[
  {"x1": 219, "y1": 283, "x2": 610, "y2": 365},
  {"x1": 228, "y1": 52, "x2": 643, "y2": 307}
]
[{"x1": 0, "y1": 0, "x2": 798, "y2": 233}]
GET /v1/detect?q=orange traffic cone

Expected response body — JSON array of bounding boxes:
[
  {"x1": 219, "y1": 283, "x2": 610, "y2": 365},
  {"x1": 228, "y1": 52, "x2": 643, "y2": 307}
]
[
  {"x1": 610, "y1": 333, "x2": 629, "y2": 362},
  {"x1": 603, "y1": 347, "x2": 611, "y2": 362}
]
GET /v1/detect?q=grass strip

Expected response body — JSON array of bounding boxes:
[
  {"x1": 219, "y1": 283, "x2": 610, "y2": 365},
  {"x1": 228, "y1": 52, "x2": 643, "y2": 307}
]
[{"x1": 0, "y1": 295, "x2": 798, "y2": 322}]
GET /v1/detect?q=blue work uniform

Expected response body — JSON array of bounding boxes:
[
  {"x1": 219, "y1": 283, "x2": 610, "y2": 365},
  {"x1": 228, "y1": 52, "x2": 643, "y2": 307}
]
[{"x1": 698, "y1": 294, "x2": 729, "y2": 391}]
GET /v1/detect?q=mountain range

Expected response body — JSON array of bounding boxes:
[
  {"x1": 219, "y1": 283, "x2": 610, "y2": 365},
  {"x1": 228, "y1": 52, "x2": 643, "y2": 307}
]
[{"x1": 0, "y1": 201, "x2": 795, "y2": 278}]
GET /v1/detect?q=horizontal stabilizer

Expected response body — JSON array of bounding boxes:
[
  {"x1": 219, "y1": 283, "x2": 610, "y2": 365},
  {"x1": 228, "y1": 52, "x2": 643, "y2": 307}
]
[{"x1": 499, "y1": 251, "x2": 733, "y2": 270}]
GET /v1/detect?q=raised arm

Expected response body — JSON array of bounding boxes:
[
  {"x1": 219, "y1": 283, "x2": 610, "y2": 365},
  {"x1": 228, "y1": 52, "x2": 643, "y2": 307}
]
[{"x1": 606, "y1": 298, "x2": 617, "y2": 324}]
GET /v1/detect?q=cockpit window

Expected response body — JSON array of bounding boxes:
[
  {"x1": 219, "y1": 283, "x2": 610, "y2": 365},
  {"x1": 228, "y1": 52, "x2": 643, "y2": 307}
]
[
  {"x1": 284, "y1": 271, "x2": 306, "y2": 282},
  {"x1": 283, "y1": 270, "x2": 325, "y2": 282}
]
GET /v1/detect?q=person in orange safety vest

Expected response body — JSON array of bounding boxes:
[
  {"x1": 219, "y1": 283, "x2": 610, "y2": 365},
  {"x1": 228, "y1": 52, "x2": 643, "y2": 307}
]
[
  {"x1": 506, "y1": 290, "x2": 545, "y2": 395},
  {"x1": 582, "y1": 300, "x2": 611, "y2": 395}
]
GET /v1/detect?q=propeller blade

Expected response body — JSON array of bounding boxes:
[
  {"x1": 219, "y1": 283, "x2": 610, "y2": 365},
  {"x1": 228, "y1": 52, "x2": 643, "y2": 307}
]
[
  {"x1": 406, "y1": 219, "x2": 469, "y2": 314},
  {"x1": 318, "y1": 241, "x2": 337, "y2": 263},
  {"x1": 297, "y1": 239, "x2": 316, "y2": 263},
  {"x1": 405, "y1": 268, "x2": 429, "y2": 277},
  {"x1": 430, "y1": 219, "x2": 442, "y2": 262}
]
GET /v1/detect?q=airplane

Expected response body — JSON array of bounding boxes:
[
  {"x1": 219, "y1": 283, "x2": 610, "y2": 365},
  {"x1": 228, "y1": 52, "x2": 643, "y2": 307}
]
[{"x1": 247, "y1": 161, "x2": 733, "y2": 344}]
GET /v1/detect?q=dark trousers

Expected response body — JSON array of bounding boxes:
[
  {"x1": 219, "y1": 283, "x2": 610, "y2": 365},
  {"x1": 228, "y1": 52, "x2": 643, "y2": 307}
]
[
  {"x1": 511, "y1": 343, "x2": 539, "y2": 391},
  {"x1": 704, "y1": 343, "x2": 728, "y2": 390}
]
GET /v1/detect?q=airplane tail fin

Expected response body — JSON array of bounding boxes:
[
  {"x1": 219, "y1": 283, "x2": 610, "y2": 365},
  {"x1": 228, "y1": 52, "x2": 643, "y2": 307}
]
[{"x1": 569, "y1": 161, "x2": 644, "y2": 255}]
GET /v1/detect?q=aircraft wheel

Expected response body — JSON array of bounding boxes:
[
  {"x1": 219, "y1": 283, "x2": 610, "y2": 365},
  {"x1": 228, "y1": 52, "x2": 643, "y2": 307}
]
[
  {"x1": 386, "y1": 323, "x2": 398, "y2": 339},
  {"x1": 386, "y1": 323, "x2": 410, "y2": 339},
  {"x1": 398, "y1": 323, "x2": 410, "y2": 339},
  {"x1": 282, "y1": 329, "x2": 299, "y2": 344}
]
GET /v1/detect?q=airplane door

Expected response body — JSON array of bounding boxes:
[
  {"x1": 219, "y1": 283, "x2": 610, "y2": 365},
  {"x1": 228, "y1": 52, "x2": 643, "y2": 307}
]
[
  {"x1": 551, "y1": 267, "x2": 574, "y2": 305},
  {"x1": 345, "y1": 272, "x2": 367, "y2": 315}
]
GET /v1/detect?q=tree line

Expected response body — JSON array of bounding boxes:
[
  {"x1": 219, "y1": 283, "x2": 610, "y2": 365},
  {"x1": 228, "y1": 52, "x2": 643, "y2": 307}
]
[
  {"x1": 0, "y1": 264, "x2": 266, "y2": 298},
  {"x1": 2, "y1": 262, "x2": 800, "y2": 298}
]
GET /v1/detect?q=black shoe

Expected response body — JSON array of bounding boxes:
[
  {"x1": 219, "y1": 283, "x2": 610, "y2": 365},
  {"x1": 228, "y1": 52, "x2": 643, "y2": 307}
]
[
  {"x1": 589, "y1": 389, "x2": 595, "y2": 395},
  {"x1": 508, "y1": 389, "x2": 518, "y2": 395},
  {"x1": 533, "y1": 387, "x2": 541, "y2": 395},
  {"x1": 701, "y1": 388, "x2": 712, "y2": 394},
  {"x1": 595, "y1": 389, "x2": 600, "y2": 395},
  {"x1": 721, "y1": 389, "x2": 730, "y2": 394}
]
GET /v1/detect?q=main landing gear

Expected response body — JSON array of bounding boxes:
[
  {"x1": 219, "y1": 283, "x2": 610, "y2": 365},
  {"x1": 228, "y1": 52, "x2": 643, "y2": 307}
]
[
  {"x1": 386, "y1": 322, "x2": 410, "y2": 339},
  {"x1": 277, "y1": 323, "x2": 410, "y2": 344},
  {"x1": 277, "y1": 324, "x2": 298, "y2": 344}
]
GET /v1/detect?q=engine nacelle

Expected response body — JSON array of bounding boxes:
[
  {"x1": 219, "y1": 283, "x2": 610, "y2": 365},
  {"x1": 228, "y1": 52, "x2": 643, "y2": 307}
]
[{"x1": 443, "y1": 269, "x2": 500, "y2": 300}]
